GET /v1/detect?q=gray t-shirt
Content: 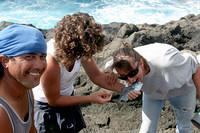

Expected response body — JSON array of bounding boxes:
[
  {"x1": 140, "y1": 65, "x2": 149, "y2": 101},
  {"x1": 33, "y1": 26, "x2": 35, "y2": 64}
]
[{"x1": 0, "y1": 91, "x2": 32, "y2": 133}]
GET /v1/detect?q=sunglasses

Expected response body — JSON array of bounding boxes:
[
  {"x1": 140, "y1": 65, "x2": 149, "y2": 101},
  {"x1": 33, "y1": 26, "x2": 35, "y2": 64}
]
[{"x1": 118, "y1": 63, "x2": 139, "y2": 80}]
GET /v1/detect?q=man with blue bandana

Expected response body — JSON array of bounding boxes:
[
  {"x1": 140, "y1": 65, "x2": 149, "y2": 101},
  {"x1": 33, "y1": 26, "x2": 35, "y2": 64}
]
[{"x1": 0, "y1": 24, "x2": 47, "y2": 133}]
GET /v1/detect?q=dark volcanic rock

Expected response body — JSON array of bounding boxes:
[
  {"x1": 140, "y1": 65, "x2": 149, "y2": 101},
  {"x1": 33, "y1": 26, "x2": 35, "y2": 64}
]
[
  {"x1": 102, "y1": 22, "x2": 125, "y2": 44},
  {"x1": 1, "y1": 13, "x2": 200, "y2": 132}
]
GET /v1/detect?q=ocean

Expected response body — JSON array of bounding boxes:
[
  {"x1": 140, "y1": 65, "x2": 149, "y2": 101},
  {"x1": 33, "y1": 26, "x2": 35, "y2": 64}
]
[{"x1": 0, "y1": 0, "x2": 199, "y2": 29}]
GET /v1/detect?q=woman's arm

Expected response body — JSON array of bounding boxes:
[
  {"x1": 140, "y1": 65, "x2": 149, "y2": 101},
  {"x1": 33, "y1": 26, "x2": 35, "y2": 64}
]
[
  {"x1": 81, "y1": 57, "x2": 124, "y2": 93},
  {"x1": 41, "y1": 55, "x2": 112, "y2": 107}
]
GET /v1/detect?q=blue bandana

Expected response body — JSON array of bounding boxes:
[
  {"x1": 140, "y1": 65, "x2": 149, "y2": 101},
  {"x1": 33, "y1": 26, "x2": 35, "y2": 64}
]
[{"x1": 0, "y1": 24, "x2": 47, "y2": 56}]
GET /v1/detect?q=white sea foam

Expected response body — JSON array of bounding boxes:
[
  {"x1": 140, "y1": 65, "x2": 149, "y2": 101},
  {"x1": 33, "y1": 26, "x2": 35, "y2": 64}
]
[{"x1": 0, "y1": 0, "x2": 199, "y2": 29}]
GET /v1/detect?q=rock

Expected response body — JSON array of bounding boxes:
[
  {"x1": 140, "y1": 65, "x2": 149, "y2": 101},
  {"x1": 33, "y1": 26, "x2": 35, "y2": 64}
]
[
  {"x1": 102, "y1": 22, "x2": 125, "y2": 44},
  {"x1": 1, "y1": 13, "x2": 200, "y2": 132},
  {"x1": 116, "y1": 24, "x2": 138, "y2": 38}
]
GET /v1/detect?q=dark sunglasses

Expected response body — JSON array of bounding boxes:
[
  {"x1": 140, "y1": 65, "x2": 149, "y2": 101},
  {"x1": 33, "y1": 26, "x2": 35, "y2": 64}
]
[{"x1": 118, "y1": 63, "x2": 139, "y2": 80}]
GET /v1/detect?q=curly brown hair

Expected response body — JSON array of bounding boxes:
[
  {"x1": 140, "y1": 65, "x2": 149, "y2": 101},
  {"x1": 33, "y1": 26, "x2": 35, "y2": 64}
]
[{"x1": 54, "y1": 12, "x2": 105, "y2": 65}]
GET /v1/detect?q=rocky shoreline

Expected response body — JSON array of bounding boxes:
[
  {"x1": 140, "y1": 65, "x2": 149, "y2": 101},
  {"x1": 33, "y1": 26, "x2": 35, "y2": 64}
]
[{"x1": 1, "y1": 13, "x2": 200, "y2": 132}]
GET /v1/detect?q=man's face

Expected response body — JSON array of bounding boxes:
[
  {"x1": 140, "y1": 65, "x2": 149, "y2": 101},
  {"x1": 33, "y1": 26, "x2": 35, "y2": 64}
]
[
  {"x1": 7, "y1": 53, "x2": 47, "y2": 89},
  {"x1": 115, "y1": 58, "x2": 143, "y2": 85}
]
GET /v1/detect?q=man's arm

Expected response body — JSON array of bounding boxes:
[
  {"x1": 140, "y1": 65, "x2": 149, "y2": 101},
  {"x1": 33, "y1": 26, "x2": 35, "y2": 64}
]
[
  {"x1": 192, "y1": 66, "x2": 200, "y2": 101},
  {"x1": 0, "y1": 107, "x2": 13, "y2": 133}
]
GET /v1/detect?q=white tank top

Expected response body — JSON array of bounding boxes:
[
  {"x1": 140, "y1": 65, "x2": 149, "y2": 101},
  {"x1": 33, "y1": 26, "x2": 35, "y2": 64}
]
[{"x1": 33, "y1": 39, "x2": 81, "y2": 103}]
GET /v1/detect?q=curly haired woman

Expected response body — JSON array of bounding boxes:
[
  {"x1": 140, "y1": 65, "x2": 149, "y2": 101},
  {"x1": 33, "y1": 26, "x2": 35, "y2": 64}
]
[{"x1": 33, "y1": 12, "x2": 124, "y2": 133}]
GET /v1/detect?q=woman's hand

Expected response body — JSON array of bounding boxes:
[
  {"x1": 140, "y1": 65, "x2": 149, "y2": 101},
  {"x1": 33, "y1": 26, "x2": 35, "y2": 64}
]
[
  {"x1": 127, "y1": 91, "x2": 141, "y2": 100},
  {"x1": 90, "y1": 91, "x2": 112, "y2": 104},
  {"x1": 104, "y1": 69, "x2": 118, "y2": 85}
]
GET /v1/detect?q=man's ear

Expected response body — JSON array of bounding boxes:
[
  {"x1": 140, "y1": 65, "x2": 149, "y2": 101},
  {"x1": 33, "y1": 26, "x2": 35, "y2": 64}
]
[
  {"x1": 139, "y1": 58, "x2": 146, "y2": 70},
  {"x1": 140, "y1": 57, "x2": 150, "y2": 74},
  {"x1": 0, "y1": 55, "x2": 9, "y2": 68}
]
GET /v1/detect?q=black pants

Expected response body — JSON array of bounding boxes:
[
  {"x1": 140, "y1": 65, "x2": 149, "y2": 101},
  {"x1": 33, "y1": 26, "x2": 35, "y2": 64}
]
[{"x1": 34, "y1": 101, "x2": 86, "y2": 133}]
